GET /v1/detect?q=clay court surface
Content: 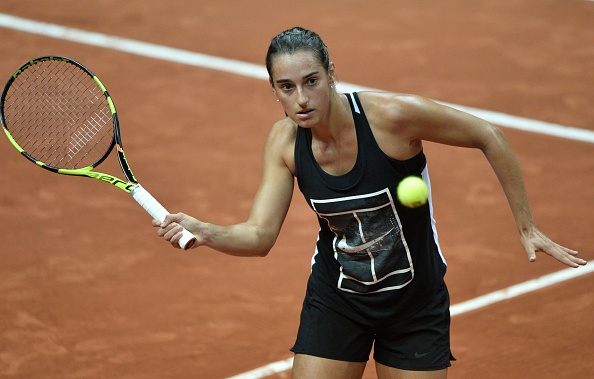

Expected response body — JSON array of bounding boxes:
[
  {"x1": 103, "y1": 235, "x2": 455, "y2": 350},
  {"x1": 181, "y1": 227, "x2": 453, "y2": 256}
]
[{"x1": 1, "y1": 1, "x2": 593, "y2": 378}]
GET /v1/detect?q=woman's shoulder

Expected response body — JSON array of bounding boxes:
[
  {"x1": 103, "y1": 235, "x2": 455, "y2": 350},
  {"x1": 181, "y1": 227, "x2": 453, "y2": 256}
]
[
  {"x1": 264, "y1": 117, "x2": 298, "y2": 173},
  {"x1": 357, "y1": 91, "x2": 427, "y2": 114},
  {"x1": 356, "y1": 91, "x2": 413, "y2": 128},
  {"x1": 357, "y1": 91, "x2": 439, "y2": 128},
  {"x1": 355, "y1": 91, "x2": 427, "y2": 158},
  {"x1": 268, "y1": 117, "x2": 298, "y2": 145}
]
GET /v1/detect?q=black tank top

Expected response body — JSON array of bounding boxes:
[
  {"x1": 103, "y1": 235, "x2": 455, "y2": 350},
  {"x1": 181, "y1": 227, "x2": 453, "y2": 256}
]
[{"x1": 294, "y1": 93, "x2": 447, "y2": 322}]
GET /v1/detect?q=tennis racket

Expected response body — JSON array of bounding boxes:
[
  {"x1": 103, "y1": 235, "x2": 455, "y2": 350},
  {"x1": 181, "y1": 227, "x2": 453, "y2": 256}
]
[{"x1": 0, "y1": 56, "x2": 196, "y2": 249}]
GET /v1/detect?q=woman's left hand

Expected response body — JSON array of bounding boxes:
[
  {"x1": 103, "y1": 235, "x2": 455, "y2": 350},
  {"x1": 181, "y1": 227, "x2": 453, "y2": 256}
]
[{"x1": 520, "y1": 226, "x2": 587, "y2": 268}]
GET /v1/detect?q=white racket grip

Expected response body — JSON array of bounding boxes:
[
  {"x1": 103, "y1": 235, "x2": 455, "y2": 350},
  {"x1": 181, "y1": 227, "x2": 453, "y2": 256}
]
[{"x1": 130, "y1": 184, "x2": 196, "y2": 250}]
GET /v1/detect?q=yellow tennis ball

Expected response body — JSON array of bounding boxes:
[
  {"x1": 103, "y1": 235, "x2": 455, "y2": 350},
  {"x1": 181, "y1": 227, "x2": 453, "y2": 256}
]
[{"x1": 397, "y1": 176, "x2": 428, "y2": 208}]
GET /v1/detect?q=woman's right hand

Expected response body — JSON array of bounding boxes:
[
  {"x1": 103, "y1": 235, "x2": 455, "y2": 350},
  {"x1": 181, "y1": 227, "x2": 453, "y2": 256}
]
[{"x1": 152, "y1": 213, "x2": 202, "y2": 249}]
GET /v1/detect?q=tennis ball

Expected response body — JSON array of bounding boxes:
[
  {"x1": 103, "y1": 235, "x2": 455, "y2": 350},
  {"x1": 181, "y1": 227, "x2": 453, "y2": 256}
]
[{"x1": 397, "y1": 176, "x2": 428, "y2": 208}]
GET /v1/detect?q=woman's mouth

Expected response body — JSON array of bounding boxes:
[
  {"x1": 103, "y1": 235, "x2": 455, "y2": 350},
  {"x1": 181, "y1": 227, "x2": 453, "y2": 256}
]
[{"x1": 296, "y1": 109, "x2": 314, "y2": 120}]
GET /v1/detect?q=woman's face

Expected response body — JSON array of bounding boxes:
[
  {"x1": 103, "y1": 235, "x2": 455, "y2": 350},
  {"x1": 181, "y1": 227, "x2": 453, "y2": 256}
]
[{"x1": 269, "y1": 50, "x2": 335, "y2": 128}]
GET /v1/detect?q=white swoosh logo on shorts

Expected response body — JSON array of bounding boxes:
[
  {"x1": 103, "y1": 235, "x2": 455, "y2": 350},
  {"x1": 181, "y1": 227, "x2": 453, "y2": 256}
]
[{"x1": 336, "y1": 228, "x2": 393, "y2": 254}]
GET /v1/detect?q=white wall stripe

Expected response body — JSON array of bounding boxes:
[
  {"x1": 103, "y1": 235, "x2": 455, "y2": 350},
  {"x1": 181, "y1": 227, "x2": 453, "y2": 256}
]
[{"x1": 1, "y1": 13, "x2": 593, "y2": 145}]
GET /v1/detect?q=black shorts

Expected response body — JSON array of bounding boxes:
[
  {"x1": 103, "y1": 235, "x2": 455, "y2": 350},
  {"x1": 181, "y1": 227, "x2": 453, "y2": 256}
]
[{"x1": 290, "y1": 283, "x2": 454, "y2": 371}]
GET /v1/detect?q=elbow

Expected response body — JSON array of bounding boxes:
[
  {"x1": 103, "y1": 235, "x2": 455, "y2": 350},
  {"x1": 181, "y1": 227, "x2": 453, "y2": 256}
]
[
  {"x1": 252, "y1": 232, "x2": 277, "y2": 257},
  {"x1": 236, "y1": 222, "x2": 280, "y2": 257},
  {"x1": 260, "y1": 236, "x2": 279, "y2": 257},
  {"x1": 479, "y1": 123, "x2": 508, "y2": 153},
  {"x1": 252, "y1": 224, "x2": 279, "y2": 257},
  {"x1": 251, "y1": 243, "x2": 274, "y2": 257},
  {"x1": 253, "y1": 248, "x2": 271, "y2": 257}
]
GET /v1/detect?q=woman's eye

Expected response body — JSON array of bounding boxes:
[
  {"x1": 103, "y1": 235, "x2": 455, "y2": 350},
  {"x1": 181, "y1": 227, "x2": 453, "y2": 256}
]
[
  {"x1": 281, "y1": 84, "x2": 293, "y2": 91},
  {"x1": 307, "y1": 77, "x2": 318, "y2": 85}
]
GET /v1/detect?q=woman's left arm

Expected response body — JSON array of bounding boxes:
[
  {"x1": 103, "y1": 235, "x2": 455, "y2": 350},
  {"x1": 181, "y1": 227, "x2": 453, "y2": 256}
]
[
  {"x1": 480, "y1": 123, "x2": 585, "y2": 267},
  {"x1": 393, "y1": 94, "x2": 586, "y2": 267}
]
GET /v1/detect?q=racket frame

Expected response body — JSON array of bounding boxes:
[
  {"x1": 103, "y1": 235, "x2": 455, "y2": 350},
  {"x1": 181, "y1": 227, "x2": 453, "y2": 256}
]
[{"x1": 1, "y1": 55, "x2": 196, "y2": 249}]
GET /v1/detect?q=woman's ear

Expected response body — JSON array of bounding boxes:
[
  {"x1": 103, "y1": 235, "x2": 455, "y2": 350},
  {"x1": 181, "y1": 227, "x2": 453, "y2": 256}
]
[
  {"x1": 269, "y1": 78, "x2": 279, "y2": 101},
  {"x1": 328, "y1": 62, "x2": 337, "y2": 87}
]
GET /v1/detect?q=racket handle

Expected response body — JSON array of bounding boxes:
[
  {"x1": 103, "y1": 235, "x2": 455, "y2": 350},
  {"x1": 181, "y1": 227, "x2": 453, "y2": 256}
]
[{"x1": 130, "y1": 184, "x2": 197, "y2": 250}]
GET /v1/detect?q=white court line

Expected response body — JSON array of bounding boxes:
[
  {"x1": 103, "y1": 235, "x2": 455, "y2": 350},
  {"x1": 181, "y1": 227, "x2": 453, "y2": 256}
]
[
  {"x1": 0, "y1": 13, "x2": 593, "y2": 144},
  {"x1": 226, "y1": 358, "x2": 295, "y2": 379},
  {"x1": 1, "y1": 12, "x2": 591, "y2": 379},
  {"x1": 449, "y1": 260, "x2": 594, "y2": 316}
]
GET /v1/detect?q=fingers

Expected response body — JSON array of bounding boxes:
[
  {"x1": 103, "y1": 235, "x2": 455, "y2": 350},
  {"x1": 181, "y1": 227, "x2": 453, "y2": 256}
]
[
  {"x1": 558, "y1": 245, "x2": 585, "y2": 267},
  {"x1": 153, "y1": 214, "x2": 183, "y2": 236},
  {"x1": 161, "y1": 222, "x2": 185, "y2": 249},
  {"x1": 161, "y1": 213, "x2": 181, "y2": 227},
  {"x1": 560, "y1": 245, "x2": 579, "y2": 256},
  {"x1": 565, "y1": 252, "x2": 587, "y2": 267},
  {"x1": 519, "y1": 227, "x2": 586, "y2": 268},
  {"x1": 522, "y1": 239, "x2": 538, "y2": 262},
  {"x1": 151, "y1": 215, "x2": 176, "y2": 228},
  {"x1": 152, "y1": 212, "x2": 200, "y2": 249},
  {"x1": 157, "y1": 221, "x2": 182, "y2": 237},
  {"x1": 152, "y1": 216, "x2": 186, "y2": 249},
  {"x1": 550, "y1": 244, "x2": 586, "y2": 267},
  {"x1": 532, "y1": 244, "x2": 586, "y2": 268}
]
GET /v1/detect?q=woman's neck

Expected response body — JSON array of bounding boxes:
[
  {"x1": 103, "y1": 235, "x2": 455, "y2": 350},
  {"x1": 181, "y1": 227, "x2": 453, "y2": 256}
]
[{"x1": 312, "y1": 92, "x2": 353, "y2": 143}]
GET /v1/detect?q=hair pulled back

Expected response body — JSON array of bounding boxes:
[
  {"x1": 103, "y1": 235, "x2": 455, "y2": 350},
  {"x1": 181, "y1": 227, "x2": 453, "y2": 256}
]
[{"x1": 265, "y1": 27, "x2": 330, "y2": 77}]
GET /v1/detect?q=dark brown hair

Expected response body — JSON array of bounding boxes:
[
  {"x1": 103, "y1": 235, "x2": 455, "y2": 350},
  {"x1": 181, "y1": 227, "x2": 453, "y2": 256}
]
[{"x1": 265, "y1": 27, "x2": 331, "y2": 77}]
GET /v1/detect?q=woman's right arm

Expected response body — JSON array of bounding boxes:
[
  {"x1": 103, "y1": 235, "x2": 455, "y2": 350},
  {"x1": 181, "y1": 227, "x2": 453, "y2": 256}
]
[{"x1": 155, "y1": 120, "x2": 296, "y2": 256}]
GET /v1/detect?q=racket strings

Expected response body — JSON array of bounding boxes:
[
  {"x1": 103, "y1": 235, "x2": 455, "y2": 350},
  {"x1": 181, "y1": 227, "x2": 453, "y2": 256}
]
[{"x1": 3, "y1": 60, "x2": 115, "y2": 169}]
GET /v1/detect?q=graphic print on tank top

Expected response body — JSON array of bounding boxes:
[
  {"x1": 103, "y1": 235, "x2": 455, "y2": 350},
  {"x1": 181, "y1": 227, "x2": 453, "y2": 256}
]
[{"x1": 311, "y1": 188, "x2": 414, "y2": 294}]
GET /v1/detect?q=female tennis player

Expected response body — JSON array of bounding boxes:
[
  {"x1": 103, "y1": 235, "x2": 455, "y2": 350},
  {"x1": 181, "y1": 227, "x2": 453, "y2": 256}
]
[{"x1": 153, "y1": 27, "x2": 585, "y2": 379}]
